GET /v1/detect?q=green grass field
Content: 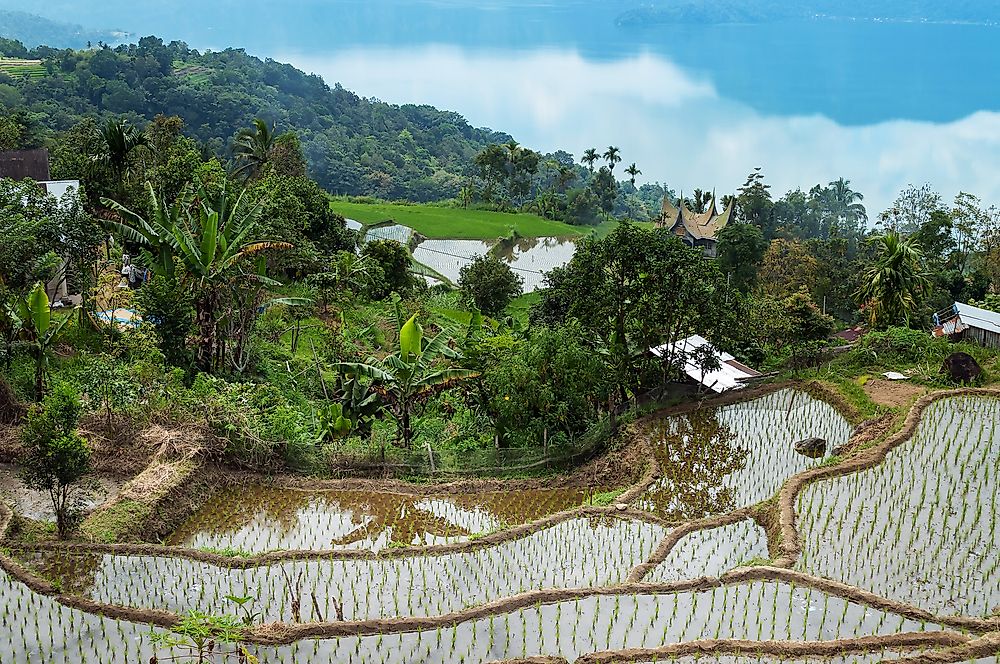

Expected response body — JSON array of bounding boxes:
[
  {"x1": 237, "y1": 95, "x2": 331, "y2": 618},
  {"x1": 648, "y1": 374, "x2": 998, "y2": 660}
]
[{"x1": 331, "y1": 200, "x2": 591, "y2": 239}]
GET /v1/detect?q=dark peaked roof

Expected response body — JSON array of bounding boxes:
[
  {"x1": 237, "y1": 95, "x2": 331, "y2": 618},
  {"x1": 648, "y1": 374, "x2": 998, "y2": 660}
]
[{"x1": 0, "y1": 148, "x2": 51, "y2": 181}]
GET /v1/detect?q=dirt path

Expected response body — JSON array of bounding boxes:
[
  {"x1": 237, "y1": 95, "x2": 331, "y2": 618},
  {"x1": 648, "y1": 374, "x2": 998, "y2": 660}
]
[{"x1": 863, "y1": 378, "x2": 927, "y2": 408}]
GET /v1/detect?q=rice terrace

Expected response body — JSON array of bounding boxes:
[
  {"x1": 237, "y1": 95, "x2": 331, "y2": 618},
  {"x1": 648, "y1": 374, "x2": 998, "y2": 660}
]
[
  {"x1": 3, "y1": 6, "x2": 1000, "y2": 664},
  {"x1": 2, "y1": 379, "x2": 999, "y2": 662}
]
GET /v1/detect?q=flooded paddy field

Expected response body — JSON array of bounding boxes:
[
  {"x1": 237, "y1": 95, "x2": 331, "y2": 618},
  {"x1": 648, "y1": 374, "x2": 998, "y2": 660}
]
[
  {"x1": 644, "y1": 519, "x2": 770, "y2": 583},
  {"x1": 796, "y1": 395, "x2": 1000, "y2": 616},
  {"x1": 166, "y1": 485, "x2": 592, "y2": 552},
  {"x1": 637, "y1": 389, "x2": 854, "y2": 519},
  {"x1": 0, "y1": 568, "x2": 957, "y2": 663},
  {"x1": 18, "y1": 517, "x2": 665, "y2": 622},
  {"x1": 4, "y1": 386, "x2": 998, "y2": 663}
]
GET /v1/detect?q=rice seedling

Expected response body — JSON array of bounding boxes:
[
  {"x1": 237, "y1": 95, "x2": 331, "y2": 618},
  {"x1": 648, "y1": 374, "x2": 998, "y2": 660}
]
[{"x1": 796, "y1": 396, "x2": 1000, "y2": 616}]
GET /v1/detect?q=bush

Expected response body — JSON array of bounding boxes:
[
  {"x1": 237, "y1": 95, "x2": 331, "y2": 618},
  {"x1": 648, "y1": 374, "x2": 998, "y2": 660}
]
[
  {"x1": 853, "y1": 327, "x2": 950, "y2": 366},
  {"x1": 133, "y1": 274, "x2": 194, "y2": 371},
  {"x1": 459, "y1": 254, "x2": 523, "y2": 316},
  {"x1": 20, "y1": 383, "x2": 91, "y2": 538}
]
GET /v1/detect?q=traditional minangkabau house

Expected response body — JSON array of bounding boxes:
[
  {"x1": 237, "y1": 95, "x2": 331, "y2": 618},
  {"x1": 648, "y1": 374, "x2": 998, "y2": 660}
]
[{"x1": 656, "y1": 193, "x2": 734, "y2": 258}]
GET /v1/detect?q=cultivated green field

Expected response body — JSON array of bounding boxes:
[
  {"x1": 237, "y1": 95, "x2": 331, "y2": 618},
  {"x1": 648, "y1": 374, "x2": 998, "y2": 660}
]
[
  {"x1": 0, "y1": 58, "x2": 46, "y2": 80},
  {"x1": 332, "y1": 200, "x2": 590, "y2": 239}
]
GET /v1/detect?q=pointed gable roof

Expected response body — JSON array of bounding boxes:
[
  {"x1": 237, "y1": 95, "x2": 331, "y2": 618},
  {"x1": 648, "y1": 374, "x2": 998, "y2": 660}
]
[{"x1": 658, "y1": 194, "x2": 733, "y2": 242}]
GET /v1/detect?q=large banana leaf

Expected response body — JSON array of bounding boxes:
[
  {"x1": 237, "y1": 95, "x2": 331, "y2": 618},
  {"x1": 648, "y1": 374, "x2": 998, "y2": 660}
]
[
  {"x1": 19, "y1": 283, "x2": 50, "y2": 337},
  {"x1": 335, "y1": 361, "x2": 393, "y2": 383},
  {"x1": 399, "y1": 314, "x2": 422, "y2": 360}
]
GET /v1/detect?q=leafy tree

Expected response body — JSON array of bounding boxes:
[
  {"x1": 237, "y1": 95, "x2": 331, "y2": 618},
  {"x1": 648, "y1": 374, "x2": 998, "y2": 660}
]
[
  {"x1": 589, "y1": 167, "x2": 617, "y2": 218},
  {"x1": 855, "y1": 232, "x2": 931, "y2": 329},
  {"x1": 361, "y1": 239, "x2": 414, "y2": 300},
  {"x1": 534, "y1": 222, "x2": 729, "y2": 403},
  {"x1": 716, "y1": 223, "x2": 767, "y2": 291},
  {"x1": 337, "y1": 313, "x2": 476, "y2": 448},
  {"x1": 20, "y1": 383, "x2": 91, "y2": 538},
  {"x1": 879, "y1": 184, "x2": 943, "y2": 234},
  {"x1": 757, "y1": 239, "x2": 819, "y2": 299},
  {"x1": 564, "y1": 188, "x2": 601, "y2": 226},
  {"x1": 459, "y1": 254, "x2": 524, "y2": 316},
  {"x1": 735, "y1": 168, "x2": 775, "y2": 238},
  {"x1": 133, "y1": 273, "x2": 195, "y2": 370}
]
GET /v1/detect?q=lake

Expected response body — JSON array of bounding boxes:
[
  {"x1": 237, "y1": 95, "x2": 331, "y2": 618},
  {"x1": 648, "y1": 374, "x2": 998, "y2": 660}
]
[{"x1": 18, "y1": 0, "x2": 1000, "y2": 212}]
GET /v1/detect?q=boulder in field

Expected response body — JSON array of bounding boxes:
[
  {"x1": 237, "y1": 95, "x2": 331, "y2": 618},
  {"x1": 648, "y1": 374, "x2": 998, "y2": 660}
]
[
  {"x1": 794, "y1": 437, "x2": 827, "y2": 459},
  {"x1": 940, "y1": 352, "x2": 982, "y2": 384}
]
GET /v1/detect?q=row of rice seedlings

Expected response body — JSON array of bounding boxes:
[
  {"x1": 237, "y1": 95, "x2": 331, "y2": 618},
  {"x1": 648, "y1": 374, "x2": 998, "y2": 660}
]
[
  {"x1": 644, "y1": 519, "x2": 770, "y2": 583},
  {"x1": 639, "y1": 389, "x2": 854, "y2": 519},
  {"x1": 235, "y1": 582, "x2": 945, "y2": 663},
  {"x1": 21, "y1": 517, "x2": 666, "y2": 622},
  {"x1": 0, "y1": 566, "x2": 952, "y2": 664},
  {"x1": 796, "y1": 396, "x2": 1000, "y2": 616},
  {"x1": 0, "y1": 568, "x2": 161, "y2": 663},
  {"x1": 167, "y1": 486, "x2": 588, "y2": 553}
]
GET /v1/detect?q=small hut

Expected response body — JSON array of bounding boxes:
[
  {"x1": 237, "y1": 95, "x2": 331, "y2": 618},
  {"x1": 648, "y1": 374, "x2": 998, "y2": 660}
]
[{"x1": 932, "y1": 302, "x2": 1000, "y2": 349}]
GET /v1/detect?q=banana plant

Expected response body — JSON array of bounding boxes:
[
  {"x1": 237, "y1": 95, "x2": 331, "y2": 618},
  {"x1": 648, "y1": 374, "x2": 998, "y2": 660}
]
[
  {"x1": 336, "y1": 313, "x2": 477, "y2": 448},
  {"x1": 18, "y1": 283, "x2": 75, "y2": 400},
  {"x1": 101, "y1": 182, "x2": 189, "y2": 278}
]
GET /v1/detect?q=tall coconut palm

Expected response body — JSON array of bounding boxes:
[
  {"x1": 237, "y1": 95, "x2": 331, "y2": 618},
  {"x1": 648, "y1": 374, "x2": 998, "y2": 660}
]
[
  {"x1": 828, "y1": 177, "x2": 868, "y2": 234},
  {"x1": 581, "y1": 148, "x2": 599, "y2": 173},
  {"x1": 336, "y1": 312, "x2": 477, "y2": 448},
  {"x1": 855, "y1": 232, "x2": 930, "y2": 329},
  {"x1": 624, "y1": 163, "x2": 641, "y2": 188},
  {"x1": 603, "y1": 146, "x2": 621, "y2": 174},
  {"x1": 232, "y1": 118, "x2": 276, "y2": 180}
]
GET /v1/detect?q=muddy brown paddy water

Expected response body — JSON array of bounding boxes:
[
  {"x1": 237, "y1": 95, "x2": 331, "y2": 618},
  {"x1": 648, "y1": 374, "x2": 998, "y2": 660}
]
[{"x1": 166, "y1": 485, "x2": 592, "y2": 552}]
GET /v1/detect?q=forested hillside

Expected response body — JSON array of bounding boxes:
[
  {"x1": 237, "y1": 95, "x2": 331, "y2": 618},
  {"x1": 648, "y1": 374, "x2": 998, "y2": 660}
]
[{"x1": 0, "y1": 36, "x2": 511, "y2": 201}]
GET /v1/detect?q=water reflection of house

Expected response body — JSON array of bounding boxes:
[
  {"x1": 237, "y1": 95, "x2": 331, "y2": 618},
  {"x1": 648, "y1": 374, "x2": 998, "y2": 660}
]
[
  {"x1": 0, "y1": 148, "x2": 81, "y2": 302},
  {"x1": 656, "y1": 194, "x2": 734, "y2": 258},
  {"x1": 932, "y1": 302, "x2": 1000, "y2": 349}
]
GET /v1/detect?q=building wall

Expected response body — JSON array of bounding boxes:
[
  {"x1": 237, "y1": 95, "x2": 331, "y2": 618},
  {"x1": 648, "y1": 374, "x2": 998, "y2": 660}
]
[{"x1": 965, "y1": 326, "x2": 1000, "y2": 349}]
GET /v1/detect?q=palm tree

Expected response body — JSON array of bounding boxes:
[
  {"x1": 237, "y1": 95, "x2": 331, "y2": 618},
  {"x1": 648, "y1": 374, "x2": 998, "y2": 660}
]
[
  {"x1": 93, "y1": 118, "x2": 148, "y2": 196},
  {"x1": 232, "y1": 118, "x2": 276, "y2": 180},
  {"x1": 855, "y1": 232, "x2": 931, "y2": 329},
  {"x1": 581, "y1": 148, "x2": 599, "y2": 173},
  {"x1": 624, "y1": 163, "x2": 641, "y2": 189},
  {"x1": 336, "y1": 312, "x2": 477, "y2": 448},
  {"x1": 828, "y1": 177, "x2": 868, "y2": 235},
  {"x1": 603, "y1": 146, "x2": 621, "y2": 174}
]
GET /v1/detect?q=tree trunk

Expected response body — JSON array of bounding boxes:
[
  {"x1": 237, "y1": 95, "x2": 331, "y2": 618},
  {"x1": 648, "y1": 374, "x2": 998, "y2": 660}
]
[
  {"x1": 400, "y1": 406, "x2": 413, "y2": 449},
  {"x1": 195, "y1": 292, "x2": 218, "y2": 373},
  {"x1": 34, "y1": 345, "x2": 45, "y2": 402}
]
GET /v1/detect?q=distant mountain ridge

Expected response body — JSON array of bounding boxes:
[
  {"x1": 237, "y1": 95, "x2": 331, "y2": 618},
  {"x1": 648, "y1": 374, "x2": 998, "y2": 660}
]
[
  {"x1": 0, "y1": 10, "x2": 122, "y2": 49},
  {"x1": 617, "y1": 1, "x2": 1000, "y2": 26}
]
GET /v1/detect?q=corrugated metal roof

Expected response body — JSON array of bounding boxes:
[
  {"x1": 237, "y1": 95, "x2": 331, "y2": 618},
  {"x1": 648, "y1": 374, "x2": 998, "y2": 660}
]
[
  {"x1": 955, "y1": 302, "x2": 1000, "y2": 335},
  {"x1": 651, "y1": 334, "x2": 761, "y2": 394}
]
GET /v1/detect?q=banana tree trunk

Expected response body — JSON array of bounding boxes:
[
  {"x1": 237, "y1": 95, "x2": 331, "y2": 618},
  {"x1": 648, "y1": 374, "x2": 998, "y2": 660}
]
[{"x1": 195, "y1": 291, "x2": 219, "y2": 373}]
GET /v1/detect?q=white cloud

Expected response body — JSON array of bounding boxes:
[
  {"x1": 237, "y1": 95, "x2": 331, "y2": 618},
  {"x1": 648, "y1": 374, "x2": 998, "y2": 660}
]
[{"x1": 280, "y1": 46, "x2": 1000, "y2": 214}]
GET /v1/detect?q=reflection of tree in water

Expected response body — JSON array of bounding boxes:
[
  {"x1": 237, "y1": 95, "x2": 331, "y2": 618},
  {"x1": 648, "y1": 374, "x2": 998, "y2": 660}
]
[
  {"x1": 170, "y1": 485, "x2": 589, "y2": 548},
  {"x1": 17, "y1": 550, "x2": 103, "y2": 597},
  {"x1": 643, "y1": 409, "x2": 749, "y2": 519}
]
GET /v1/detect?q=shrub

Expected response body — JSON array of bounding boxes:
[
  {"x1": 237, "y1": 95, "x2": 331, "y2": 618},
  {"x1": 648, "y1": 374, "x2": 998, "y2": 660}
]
[
  {"x1": 458, "y1": 254, "x2": 523, "y2": 316},
  {"x1": 20, "y1": 383, "x2": 91, "y2": 538}
]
